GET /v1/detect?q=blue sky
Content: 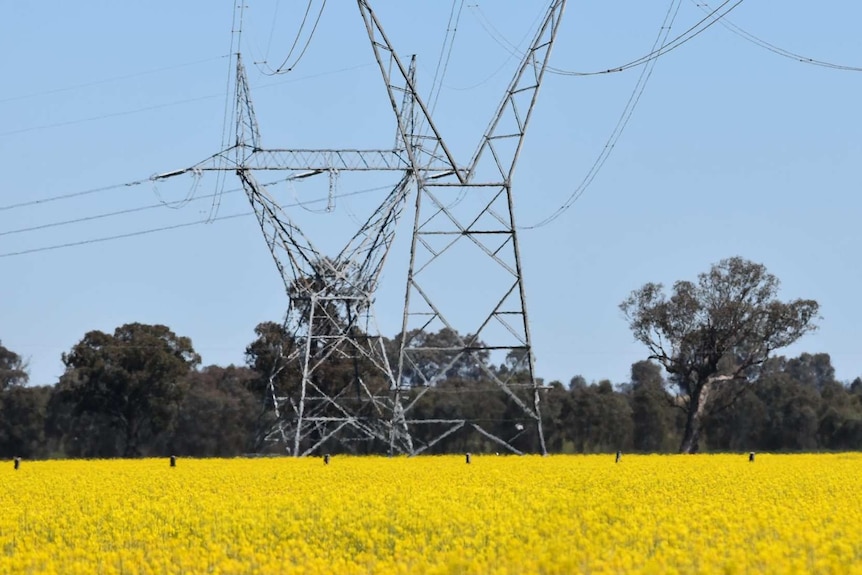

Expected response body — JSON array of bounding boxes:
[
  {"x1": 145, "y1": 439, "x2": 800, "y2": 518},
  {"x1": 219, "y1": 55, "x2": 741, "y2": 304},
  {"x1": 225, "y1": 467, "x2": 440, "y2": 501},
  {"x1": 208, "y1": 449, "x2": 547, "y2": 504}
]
[{"x1": 2, "y1": 1, "x2": 861, "y2": 388}]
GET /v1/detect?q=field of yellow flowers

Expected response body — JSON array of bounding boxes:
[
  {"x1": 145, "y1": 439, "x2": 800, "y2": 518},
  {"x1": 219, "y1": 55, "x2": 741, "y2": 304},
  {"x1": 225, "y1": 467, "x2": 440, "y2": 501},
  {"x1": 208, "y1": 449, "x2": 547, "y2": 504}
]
[{"x1": 1, "y1": 453, "x2": 860, "y2": 574}]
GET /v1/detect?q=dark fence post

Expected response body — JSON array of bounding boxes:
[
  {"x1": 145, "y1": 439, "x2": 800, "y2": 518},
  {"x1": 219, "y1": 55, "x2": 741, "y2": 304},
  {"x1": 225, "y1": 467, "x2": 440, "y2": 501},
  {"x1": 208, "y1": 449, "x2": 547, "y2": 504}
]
[
  {"x1": 323, "y1": 454, "x2": 330, "y2": 465},
  {"x1": 465, "y1": 453, "x2": 471, "y2": 464},
  {"x1": 749, "y1": 452, "x2": 755, "y2": 462},
  {"x1": 13, "y1": 457, "x2": 20, "y2": 470},
  {"x1": 170, "y1": 455, "x2": 176, "y2": 467}
]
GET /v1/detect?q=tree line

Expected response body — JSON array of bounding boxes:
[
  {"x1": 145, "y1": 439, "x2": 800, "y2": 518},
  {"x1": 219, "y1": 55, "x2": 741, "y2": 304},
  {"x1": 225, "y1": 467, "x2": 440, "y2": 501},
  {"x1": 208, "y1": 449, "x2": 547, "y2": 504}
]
[
  {"x1": 1, "y1": 256, "x2": 858, "y2": 458},
  {"x1": 1, "y1": 333, "x2": 860, "y2": 459}
]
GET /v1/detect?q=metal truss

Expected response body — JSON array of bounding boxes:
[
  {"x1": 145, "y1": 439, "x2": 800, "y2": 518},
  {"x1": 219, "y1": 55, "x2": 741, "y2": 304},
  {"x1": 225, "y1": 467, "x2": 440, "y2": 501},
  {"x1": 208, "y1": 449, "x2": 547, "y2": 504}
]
[
  {"x1": 392, "y1": 0, "x2": 566, "y2": 456},
  {"x1": 155, "y1": 0, "x2": 567, "y2": 456}
]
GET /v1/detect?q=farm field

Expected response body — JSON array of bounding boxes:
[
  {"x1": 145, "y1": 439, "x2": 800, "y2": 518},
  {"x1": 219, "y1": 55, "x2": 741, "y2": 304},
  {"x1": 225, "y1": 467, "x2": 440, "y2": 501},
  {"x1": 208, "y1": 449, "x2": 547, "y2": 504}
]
[{"x1": 1, "y1": 454, "x2": 860, "y2": 574}]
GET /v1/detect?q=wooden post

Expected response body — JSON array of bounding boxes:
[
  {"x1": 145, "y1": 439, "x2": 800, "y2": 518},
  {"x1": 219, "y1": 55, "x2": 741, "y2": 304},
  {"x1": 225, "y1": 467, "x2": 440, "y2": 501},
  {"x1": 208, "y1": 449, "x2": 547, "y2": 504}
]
[
  {"x1": 465, "y1": 453, "x2": 471, "y2": 464},
  {"x1": 323, "y1": 454, "x2": 330, "y2": 465},
  {"x1": 749, "y1": 452, "x2": 755, "y2": 462},
  {"x1": 13, "y1": 457, "x2": 20, "y2": 470},
  {"x1": 615, "y1": 451, "x2": 621, "y2": 463},
  {"x1": 170, "y1": 455, "x2": 176, "y2": 467}
]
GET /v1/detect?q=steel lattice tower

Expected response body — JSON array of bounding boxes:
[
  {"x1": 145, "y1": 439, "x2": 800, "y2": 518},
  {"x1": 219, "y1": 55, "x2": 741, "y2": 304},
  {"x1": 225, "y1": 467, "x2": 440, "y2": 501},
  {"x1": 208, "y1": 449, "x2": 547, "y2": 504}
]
[{"x1": 156, "y1": 0, "x2": 567, "y2": 456}]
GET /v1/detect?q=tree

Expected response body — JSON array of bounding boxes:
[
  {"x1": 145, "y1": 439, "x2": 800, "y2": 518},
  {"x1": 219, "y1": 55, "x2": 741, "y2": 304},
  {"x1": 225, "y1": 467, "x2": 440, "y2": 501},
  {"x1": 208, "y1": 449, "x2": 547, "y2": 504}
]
[
  {"x1": 629, "y1": 360, "x2": 676, "y2": 452},
  {"x1": 0, "y1": 385, "x2": 51, "y2": 458},
  {"x1": 170, "y1": 365, "x2": 259, "y2": 457},
  {"x1": 0, "y1": 341, "x2": 28, "y2": 390},
  {"x1": 0, "y1": 342, "x2": 48, "y2": 458},
  {"x1": 620, "y1": 257, "x2": 819, "y2": 453},
  {"x1": 58, "y1": 323, "x2": 200, "y2": 457}
]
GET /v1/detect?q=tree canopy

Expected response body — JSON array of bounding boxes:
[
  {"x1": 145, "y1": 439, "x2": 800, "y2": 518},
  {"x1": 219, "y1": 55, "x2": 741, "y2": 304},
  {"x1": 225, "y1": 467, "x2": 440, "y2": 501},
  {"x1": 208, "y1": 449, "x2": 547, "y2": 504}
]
[
  {"x1": 620, "y1": 256, "x2": 820, "y2": 453},
  {"x1": 57, "y1": 323, "x2": 200, "y2": 457},
  {"x1": 0, "y1": 341, "x2": 28, "y2": 390}
]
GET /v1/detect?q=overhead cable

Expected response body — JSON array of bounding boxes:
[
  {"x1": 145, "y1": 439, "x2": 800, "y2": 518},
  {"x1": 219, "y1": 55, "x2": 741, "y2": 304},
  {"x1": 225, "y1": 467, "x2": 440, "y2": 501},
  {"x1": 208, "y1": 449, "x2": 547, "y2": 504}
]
[
  {"x1": 690, "y1": 0, "x2": 862, "y2": 72},
  {"x1": 263, "y1": 0, "x2": 284, "y2": 64},
  {"x1": 547, "y1": 0, "x2": 744, "y2": 76},
  {"x1": 0, "y1": 213, "x2": 251, "y2": 259},
  {"x1": 0, "y1": 55, "x2": 228, "y2": 105},
  {"x1": 0, "y1": 93, "x2": 223, "y2": 137},
  {"x1": 214, "y1": 1, "x2": 246, "y2": 223},
  {"x1": 523, "y1": 0, "x2": 685, "y2": 230},
  {"x1": 449, "y1": 5, "x2": 545, "y2": 92},
  {"x1": 427, "y1": 0, "x2": 466, "y2": 115},
  {"x1": 0, "y1": 178, "x2": 149, "y2": 212},
  {"x1": 473, "y1": 0, "x2": 743, "y2": 77},
  {"x1": 0, "y1": 62, "x2": 374, "y2": 138},
  {"x1": 0, "y1": 183, "x2": 394, "y2": 259},
  {"x1": 261, "y1": 0, "x2": 327, "y2": 75}
]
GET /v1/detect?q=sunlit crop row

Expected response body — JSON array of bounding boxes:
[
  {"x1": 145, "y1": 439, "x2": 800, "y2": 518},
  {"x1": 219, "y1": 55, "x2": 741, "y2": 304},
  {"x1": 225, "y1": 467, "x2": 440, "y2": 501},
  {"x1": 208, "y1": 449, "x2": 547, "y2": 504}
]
[{"x1": 1, "y1": 453, "x2": 860, "y2": 574}]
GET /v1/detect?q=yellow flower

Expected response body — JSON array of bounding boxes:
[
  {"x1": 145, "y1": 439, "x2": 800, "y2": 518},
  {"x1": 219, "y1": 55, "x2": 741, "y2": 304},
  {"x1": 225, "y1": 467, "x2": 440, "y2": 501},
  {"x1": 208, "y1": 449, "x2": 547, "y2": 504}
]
[{"x1": 0, "y1": 454, "x2": 860, "y2": 573}]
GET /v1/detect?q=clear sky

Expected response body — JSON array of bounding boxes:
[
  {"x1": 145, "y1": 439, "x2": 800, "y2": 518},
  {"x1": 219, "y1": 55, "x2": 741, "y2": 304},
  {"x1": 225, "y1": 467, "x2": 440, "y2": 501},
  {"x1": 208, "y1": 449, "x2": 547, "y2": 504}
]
[{"x1": 2, "y1": 1, "x2": 861, "y2": 388}]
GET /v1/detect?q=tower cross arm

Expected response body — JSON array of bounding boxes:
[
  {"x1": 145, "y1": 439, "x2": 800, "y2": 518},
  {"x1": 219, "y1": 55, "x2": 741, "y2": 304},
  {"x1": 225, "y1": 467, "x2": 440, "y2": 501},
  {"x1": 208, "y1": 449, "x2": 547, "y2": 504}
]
[
  {"x1": 240, "y1": 148, "x2": 415, "y2": 172},
  {"x1": 153, "y1": 147, "x2": 460, "y2": 180}
]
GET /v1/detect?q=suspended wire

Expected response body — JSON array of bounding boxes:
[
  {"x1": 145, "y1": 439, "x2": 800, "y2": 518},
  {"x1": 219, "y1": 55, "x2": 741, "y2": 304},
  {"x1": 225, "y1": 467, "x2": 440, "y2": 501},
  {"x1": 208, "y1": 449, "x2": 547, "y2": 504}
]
[
  {"x1": 0, "y1": 213, "x2": 250, "y2": 259},
  {"x1": 213, "y1": 0, "x2": 245, "y2": 224},
  {"x1": 445, "y1": 5, "x2": 544, "y2": 93},
  {"x1": 0, "y1": 61, "x2": 375, "y2": 139},
  {"x1": 3, "y1": 177, "x2": 393, "y2": 236},
  {"x1": 0, "y1": 183, "x2": 394, "y2": 258},
  {"x1": 0, "y1": 92, "x2": 225, "y2": 138},
  {"x1": 427, "y1": 0, "x2": 466, "y2": 115},
  {"x1": 264, "y1": 0, "x2": 283, "y2": 64},
  {"x1": 472, "y1": 1, "x2": 743, "y2": 77},
  {"x1": 0, "y1": 55, "x2": 228, "y2": 105},
  {"x1": 523, "y1": 0, "x2": 685, "y2": 230},
  {"x1": 0, "y1": 191, "x2": 220, "y2": 238},
  {"x1": 417, "y1": 0, "x2": 468, "y2": 188},
  {"x1": 0, "y1": 178, "x2": 150, "y2": 212},
  {"x1": 259, "y1": 0, "x2": 327, "y2": 75},
  {"x1": 690, "y1": 0, "x2": 862, "y2": 71},
  {"x1": 549, "y1": 0, "x2": 744, "y2": 75},
  {"x1": 272, "y1": 0, "x2": 315, "y2": 71}
]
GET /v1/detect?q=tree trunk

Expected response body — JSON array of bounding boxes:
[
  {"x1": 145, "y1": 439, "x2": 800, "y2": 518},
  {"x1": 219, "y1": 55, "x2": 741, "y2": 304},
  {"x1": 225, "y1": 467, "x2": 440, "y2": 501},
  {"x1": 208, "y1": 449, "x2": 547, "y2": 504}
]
[
  {"x1": 679, "y1": 381, "x2": 711, "y2": 454},
  {"x1": 123, "y1": 415, "x2": 141, "y2": 458}
]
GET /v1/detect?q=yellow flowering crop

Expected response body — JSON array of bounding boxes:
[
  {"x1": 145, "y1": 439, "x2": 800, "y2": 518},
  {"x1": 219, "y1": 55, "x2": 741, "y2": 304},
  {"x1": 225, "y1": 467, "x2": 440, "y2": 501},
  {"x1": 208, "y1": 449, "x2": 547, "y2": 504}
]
[{"x1": 1, "y1": 454, "x2": 860, "y2": 574}]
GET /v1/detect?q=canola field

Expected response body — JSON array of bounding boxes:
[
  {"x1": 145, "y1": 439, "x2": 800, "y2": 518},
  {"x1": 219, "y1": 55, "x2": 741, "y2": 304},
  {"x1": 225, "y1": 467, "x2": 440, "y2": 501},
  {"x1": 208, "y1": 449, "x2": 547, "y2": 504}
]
[{"x1": 1, "y1": 454, "x2": 861, "y2": 574}]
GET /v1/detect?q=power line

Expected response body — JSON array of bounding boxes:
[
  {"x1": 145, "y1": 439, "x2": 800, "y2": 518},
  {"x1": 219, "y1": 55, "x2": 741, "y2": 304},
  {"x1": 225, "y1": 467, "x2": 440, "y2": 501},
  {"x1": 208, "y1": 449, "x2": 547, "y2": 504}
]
[
  {"x1": 0, "y1": 93, "x2": 225, "y2": 138},
  {"x1": 472, "y1": 0, "x2": 743, "y2": 77},
  {"x1": 447, "y1": 6, "x2": 544, "y2": 93},
  {"x1": 215, "y1": 1, "x2": 246, "y2": 225},
  {"x1": 1, "y1": 173, "x2": 344, "y2": 237},
  {"x1": 1, "y1": 62, "x2": 374, "y2": 139},
  {"x1": 0, "y1": 55, "x2": 228, "y2": 105},
  {"x1": 260, "y1": 0, "x2": 328, "y2": 75},
  {"x1": 0, "y1": 212, "x2": 251, "y2": 259},
  {"x1": 0, "y1": 184, "x2": 394, "y2": 259},
  {"x1": 263, "y1": 0, "x2": 284, "y2": 64},
  {"x1": 546, "y1": 0, "x2": 745, "y2": 76},
  {"x1": 428, "y1": 0, "x2": 466, "y2": 114},
  {"x1": 271, "y1": 0, "x2": 315, "y2": 71},
  {"x1": 524, "y1": 0, "x2": 861, "y2": 230},
  {"x1": 523, "y1": 0, "x2": 685, "y2": 230},
  {"x1": 0, "y1": 185, "x2": 243, "y2": 238},
  {"x1": 690, "y1": 0, "x2": 862, "y2": 72},
  {"x1": 0, "y1": 178, "x2": 149, "y2": 212}
]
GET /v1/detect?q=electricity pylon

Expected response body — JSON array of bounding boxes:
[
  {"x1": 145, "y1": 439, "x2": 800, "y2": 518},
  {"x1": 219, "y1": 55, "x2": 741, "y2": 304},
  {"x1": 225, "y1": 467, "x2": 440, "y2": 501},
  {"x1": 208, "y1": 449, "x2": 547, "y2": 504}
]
[{"x1": 156, "y1": 0, "x2": 566, "y2": 456}]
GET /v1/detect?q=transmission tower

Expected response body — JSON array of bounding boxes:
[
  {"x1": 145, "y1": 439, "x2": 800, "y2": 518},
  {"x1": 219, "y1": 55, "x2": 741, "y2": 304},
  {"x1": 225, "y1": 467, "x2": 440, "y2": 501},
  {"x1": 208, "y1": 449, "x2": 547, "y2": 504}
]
[{"x1": 155, "y1": 0, "x2": 566, "y2": 456}]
